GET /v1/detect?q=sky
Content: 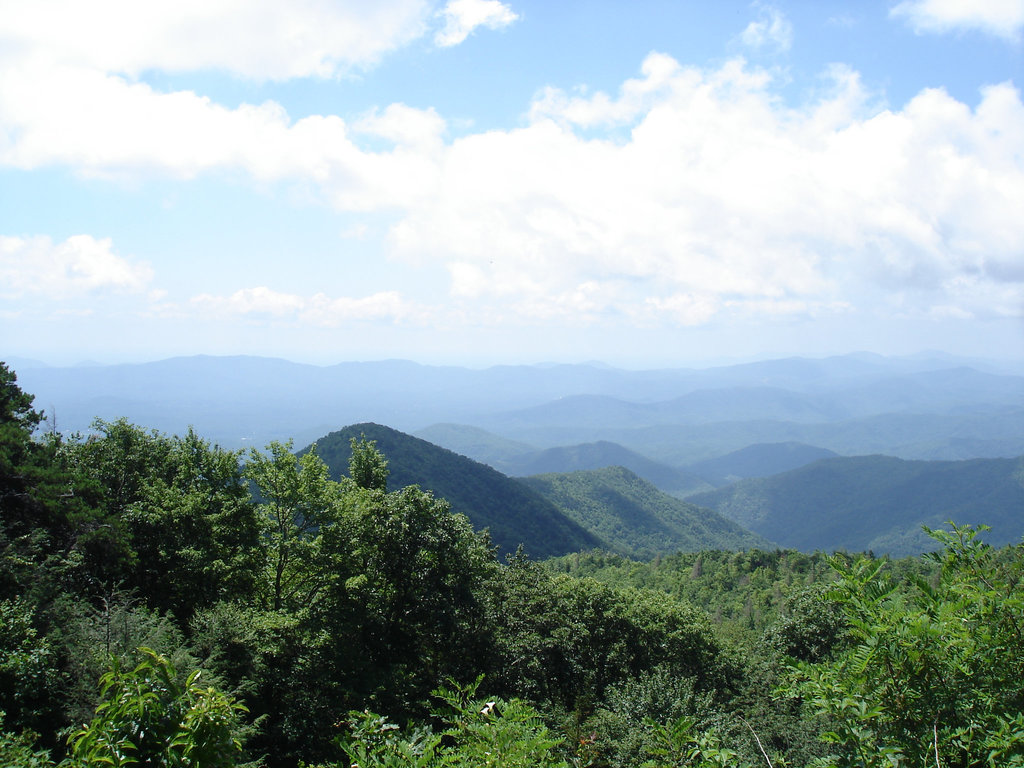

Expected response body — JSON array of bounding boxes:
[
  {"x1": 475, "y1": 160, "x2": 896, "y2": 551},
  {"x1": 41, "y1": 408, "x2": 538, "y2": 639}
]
[{"x1": 1, "y1": 0, "x2": 1023, "y2": 368}]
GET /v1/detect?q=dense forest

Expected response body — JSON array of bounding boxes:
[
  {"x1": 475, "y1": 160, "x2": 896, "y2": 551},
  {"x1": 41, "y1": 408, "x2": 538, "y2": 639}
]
[{"x1": 2, "y1": 361, "x2": 1024, "y2": 767}]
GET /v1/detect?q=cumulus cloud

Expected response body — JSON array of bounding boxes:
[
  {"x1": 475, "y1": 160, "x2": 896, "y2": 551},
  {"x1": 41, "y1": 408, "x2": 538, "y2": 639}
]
[
  {"x1": 434, "y1": 0, "x2": 518, "y2": 47},
  {"x1": 191, "y1": 287, "x2": 422, "y2": 326},
  {"x1": 0, "y1": 234, "x2": 153, "y2": 299},
  {"x1": 740, "y1": 4, "x2": 794, "y2": 52},
  {"x1": 891, "y1": 0, "x2": 1024, "y2": 40},
  {"x1": 0, "y1": 0, "x2": 432, "y2": 80},
  {"x1": 387, "y1": 57, "x2": 1024, "y2": 325},
  {"x1": 1, "y1": 0, "x2": 1021, "y2": 332}
]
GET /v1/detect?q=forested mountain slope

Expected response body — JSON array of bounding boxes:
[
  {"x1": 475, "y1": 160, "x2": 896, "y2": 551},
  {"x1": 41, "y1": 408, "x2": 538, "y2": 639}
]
[
  {"x1": 499, "y1": 440, "x2": 713, "y2": 496},
  {"x1": 690, "y1": 454, "x2": 1024, "y2": 556},
  {"x1": 520, "y1": 466, "x2": 771, "y2": 559},
  {"x1": 304, "y1": 423, "x2": 602, "y2": 558}
]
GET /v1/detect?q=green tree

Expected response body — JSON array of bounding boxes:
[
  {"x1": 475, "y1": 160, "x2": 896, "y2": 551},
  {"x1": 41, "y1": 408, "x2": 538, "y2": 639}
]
[
  {"x1": 60, "y1": 420, "x2": 262, "y2": 619},
  {"x1": 66, "y1": 647, "x2": 245, "y2": 768},
  {"x1": 329, "y1": 483, "x2": 495, "y2": 717},
  {"x1": 788, "y1": 523, "x2": 1024, "y2": 767},
  {"x1": 244, "y1": 441, "x2": 347, "y2": 612},
  {"x1": 348, "y1": 436, "x2": 389, "y2": 492},
  {"x1": 485, "y1": 555, "x2": 727, "y2": 714}
]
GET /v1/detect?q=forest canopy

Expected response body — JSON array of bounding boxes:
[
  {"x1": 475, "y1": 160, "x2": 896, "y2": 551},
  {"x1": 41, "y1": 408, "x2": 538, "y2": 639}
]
[{"x1": 2, "y1": 361, "x2": 1023, "y2": 767}]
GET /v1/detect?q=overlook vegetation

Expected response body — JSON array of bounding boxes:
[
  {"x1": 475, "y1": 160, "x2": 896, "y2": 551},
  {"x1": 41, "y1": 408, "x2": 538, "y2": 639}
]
[{"x1": 2, "y1": 360, "x2": 1024, "y2": 767}]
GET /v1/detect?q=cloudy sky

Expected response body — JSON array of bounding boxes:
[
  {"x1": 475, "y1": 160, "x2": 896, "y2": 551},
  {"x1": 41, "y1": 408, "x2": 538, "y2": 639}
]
[{"x1": 1, "y1": 0, "x2": 1022, "y2": 367}]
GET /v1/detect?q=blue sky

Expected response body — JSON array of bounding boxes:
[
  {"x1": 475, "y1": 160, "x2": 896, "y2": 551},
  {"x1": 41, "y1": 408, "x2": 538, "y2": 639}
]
[{"x1": 1, "y1": 0, "x2": 1022, "y2": 367}]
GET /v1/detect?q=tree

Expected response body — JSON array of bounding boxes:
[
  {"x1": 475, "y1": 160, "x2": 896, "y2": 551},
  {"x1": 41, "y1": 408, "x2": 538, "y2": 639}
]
[
  {"x1": 243, "y1": 441, "x2": 347, "y2": 613},
  {"x1": 332, "y1": 483, "x2": 495, "y2": 717},
  {"x1": 788, "y1": 523, "x2": 1024, "y2": 767},
  {"x1": 349, "y1": 436, "x2": 389, "y2": 492},
  {"x1": 58, "y1": 421, "x2": 262, "y2": 619},
  {"x1": 0, "y1": 362, "x2": 63, "y2": 565}
]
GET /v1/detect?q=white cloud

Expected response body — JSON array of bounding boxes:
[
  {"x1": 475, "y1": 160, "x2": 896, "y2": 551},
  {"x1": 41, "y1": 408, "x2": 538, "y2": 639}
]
[
  {"x1": 740, "y1": 4, "x2": 794, "y2": 52},
  {"x1": 891, "y1": 0, "x2": 1024, "y2": 40},
  {"x1": 0, "y1": 0, "x2": 431, "y2": 80},
  {"x1": 387, "y1": 57, "x2": 1024, "y2": 325},
  {"x1": 191, "y1": 287, "x2": 422, "y2": 326},
  {"x1": 1, "y1": 5, "x2": 1021, "y2": 333},
  {"x1": 0, "y1": 234, "x2": 152, "y2": 298},
  {"x1": 434, "y1": 0, "x2": 518, "y2": 47}
]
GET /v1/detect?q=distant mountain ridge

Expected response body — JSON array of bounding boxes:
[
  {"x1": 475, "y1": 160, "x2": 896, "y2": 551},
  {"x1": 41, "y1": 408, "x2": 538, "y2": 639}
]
[
  {"x1": 685, "y1": 442, "x2": 839, "y2": 486},
  {"x1": 689, "y1": 454, "x2": 1024, "y2": 557},
  {"x1": 13, "y1": 353, "x2": 1024, "y2": 462},
  {"x1": 495, "y1": 440, "x2": 713, "y2": 496}
]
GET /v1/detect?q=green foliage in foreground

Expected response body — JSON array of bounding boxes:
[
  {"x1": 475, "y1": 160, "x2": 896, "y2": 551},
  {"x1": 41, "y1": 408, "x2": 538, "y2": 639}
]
[
  {"x1": 65, "y1": 648, "x2": 246, "y2": 768},
  {"x1": 787, "y1": 523, "x2": 1024, "y2": 767},
  {"x1": 4, "y1": 363, "x2": 1024, "y2": 767},
  {"x1": 329, "y1": 678, "x2": 569, "y2": 768}
]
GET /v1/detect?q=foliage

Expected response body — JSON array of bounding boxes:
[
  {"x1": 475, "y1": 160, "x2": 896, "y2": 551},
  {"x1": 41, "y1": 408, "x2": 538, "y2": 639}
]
[
  {"x1": 787, "y1": 523, "x2": 1024, "y2": 767},
  {"x1": 0, "y1": 719, "x2": 54, "y2": 768},
  {"x1": 243, "y1": 440, "x2": 344, "y2": 612},
  {"x1": 641, "y1": 716, "x2": 754, "y2": 768},
  {"x1": 583, "y1": 667, "x2": 717, "y2": 768},
  {"x1": 59, "y1": 419, "x2": 262, "y2": 616},
  {"x1": 348, "y1": 436, "x2": 389, "y2": 492},
  {"x1": 0, "y1": 599, "x2": 60, "y2": 740},
  {"x1": 332, "y1": 678, "x2": 568, "y2": 768},
  {"x1": 65, "y1": 648, "x2": 246, "y2": 768},
  {"x1": 549, "y1": 547, "x2": 842, "y2": 631},
  {"x1": 483, "y1": 554, "x2": 729, "y2": 714}
]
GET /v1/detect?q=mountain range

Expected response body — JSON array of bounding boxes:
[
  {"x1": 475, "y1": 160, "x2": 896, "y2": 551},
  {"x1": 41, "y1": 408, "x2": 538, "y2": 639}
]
[
  {"x1": 301, "y1": 423, "x2": 764, "y2": 559},
  {"x1": 9, "y1": 352, "x2": 1024, "y2": 557},
  {"x1": 15, "y1": 353, "x2": 1024, "y2": 466},
  {"x1": 689, "y1": 454, "x2": 1024, "y2": 557},
  {"x1": 298, "y1": 423, "x2": 1022, "y2": 560}
]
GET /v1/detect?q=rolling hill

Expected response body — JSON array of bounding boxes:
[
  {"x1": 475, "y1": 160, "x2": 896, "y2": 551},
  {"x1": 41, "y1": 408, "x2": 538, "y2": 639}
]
[
  {"x1": 683, "y1": 442, "x2": 839, "y2": 486},
  {"x1": 519, "y1": 466, "x2": 771, "y2": 559},
  {"x1": 499, "y1": 440, "x2": 713, "y2": 496},
  {"x1": 689, "y1": 454, "x2": 1024, "y2": 556}
]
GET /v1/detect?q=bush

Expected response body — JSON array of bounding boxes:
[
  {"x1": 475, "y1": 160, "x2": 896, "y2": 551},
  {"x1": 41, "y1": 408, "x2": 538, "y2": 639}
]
[{"x1": 65, "y1": 648, "x2": 246, "y2": 768}]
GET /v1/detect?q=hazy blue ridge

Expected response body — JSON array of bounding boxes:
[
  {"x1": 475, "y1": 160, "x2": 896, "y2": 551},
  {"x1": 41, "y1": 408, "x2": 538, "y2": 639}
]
[
  {"x1": 689, "y1": 454, "x2": 1024, "y2": 557},
  {"x1": 683, "y1": 442, "x2": 839, "y2": 486},
  {"x1": 14, "y1": 353, "x2": 1024, "y2": 462},
  {"x1": 413, "y1": 423, "x2": 538, "y2": 467}
]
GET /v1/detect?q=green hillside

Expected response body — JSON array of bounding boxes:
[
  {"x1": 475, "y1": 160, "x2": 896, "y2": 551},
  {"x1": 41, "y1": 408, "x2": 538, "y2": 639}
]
[
  {"x1": 520, "y1": 466, "x2": 771, "y2": 559},
  {"x1": 502, "y1": 440, "x2": 713, "y2": 495},
  {"x1": 690, "y1": 454, "x2": 1024, "y2": 556},
  {"x1": 304, "y1": 423, "x2": 602, "y2": 558}
]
